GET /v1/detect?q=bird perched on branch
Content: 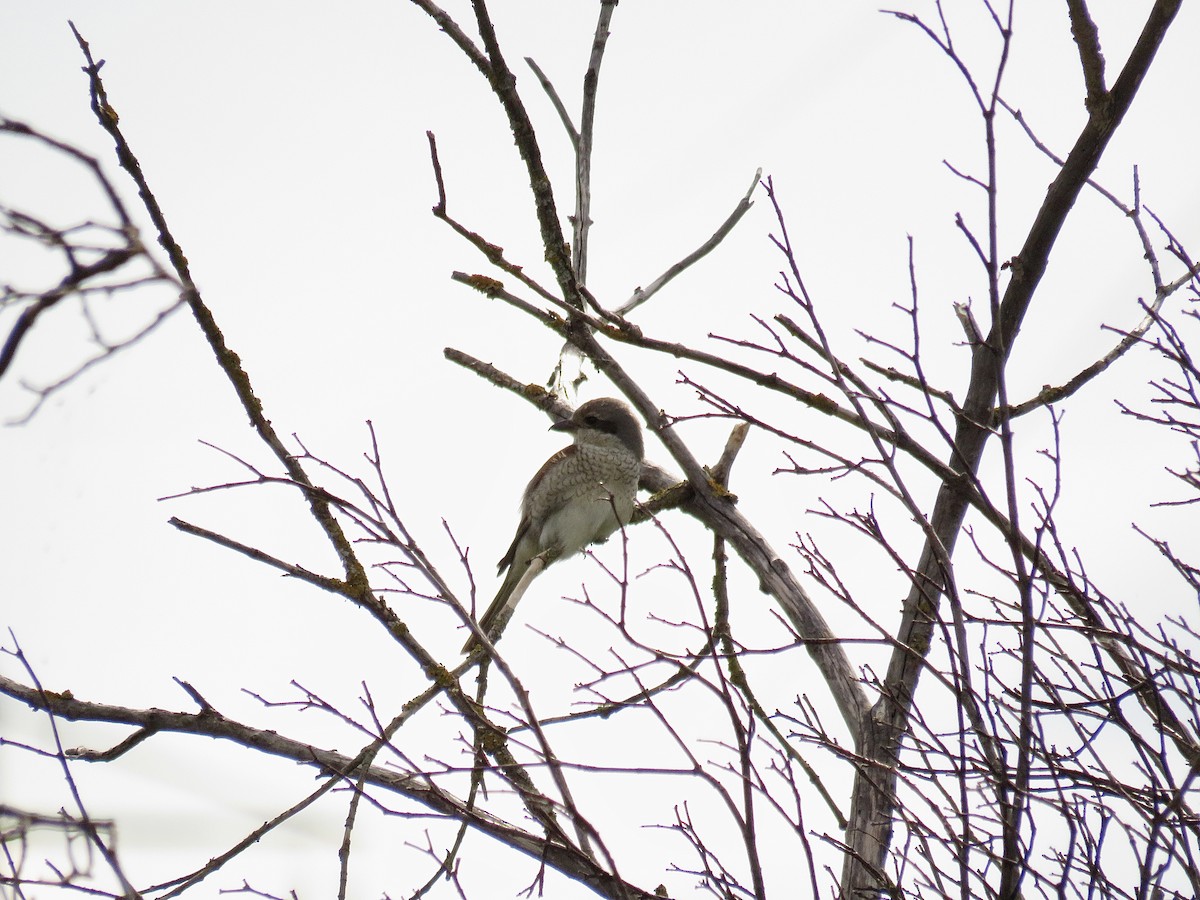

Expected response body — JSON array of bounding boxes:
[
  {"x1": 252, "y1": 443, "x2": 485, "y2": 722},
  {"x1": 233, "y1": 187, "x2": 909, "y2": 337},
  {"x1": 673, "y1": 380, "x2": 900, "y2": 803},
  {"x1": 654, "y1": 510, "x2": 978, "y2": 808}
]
[{"x1": 462, "y1": 397, "x2": 644, "y2": 655}]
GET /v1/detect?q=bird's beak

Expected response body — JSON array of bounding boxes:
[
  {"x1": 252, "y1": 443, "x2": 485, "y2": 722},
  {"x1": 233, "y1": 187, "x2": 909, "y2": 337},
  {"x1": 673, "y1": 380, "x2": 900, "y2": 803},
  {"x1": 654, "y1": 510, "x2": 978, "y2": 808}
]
[{"x1": 549, "y1": 417, "x2": 577, "y2": 433}]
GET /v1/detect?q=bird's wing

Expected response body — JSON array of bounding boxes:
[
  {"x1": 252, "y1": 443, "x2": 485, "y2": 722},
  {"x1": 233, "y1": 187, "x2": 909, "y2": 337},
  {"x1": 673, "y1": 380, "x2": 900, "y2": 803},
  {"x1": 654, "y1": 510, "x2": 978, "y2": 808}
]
[
  {"x1": 467, "y1": 443, "x2": 577, "y2": 656},
  {"x1": 498, "y1": 444, "x2": 576, "y2": 570},
  {"x1": 523, "y1": 445, "x2": 577, "y2": 501},
  {"x1": 495, "y1": 446, "x2": 571, "y2": 570},
  {"x1": 497, "y1": 516, "x2": 531, "y2": 572}
]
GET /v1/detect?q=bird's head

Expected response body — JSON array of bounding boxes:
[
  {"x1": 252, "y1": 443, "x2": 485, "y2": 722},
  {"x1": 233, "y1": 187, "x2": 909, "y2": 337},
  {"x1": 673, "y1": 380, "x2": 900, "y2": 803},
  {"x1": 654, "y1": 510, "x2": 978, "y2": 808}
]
[{"x1": 550, "y1": 397, "x2": 644, "y2": 460}]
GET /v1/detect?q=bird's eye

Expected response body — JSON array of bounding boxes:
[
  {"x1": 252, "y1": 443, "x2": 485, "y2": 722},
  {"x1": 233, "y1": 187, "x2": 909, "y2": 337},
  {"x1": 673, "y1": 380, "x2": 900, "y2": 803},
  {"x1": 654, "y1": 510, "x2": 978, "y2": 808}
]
[{"x1": 584, "y1": 415, "x2": 599, "y2": 426}]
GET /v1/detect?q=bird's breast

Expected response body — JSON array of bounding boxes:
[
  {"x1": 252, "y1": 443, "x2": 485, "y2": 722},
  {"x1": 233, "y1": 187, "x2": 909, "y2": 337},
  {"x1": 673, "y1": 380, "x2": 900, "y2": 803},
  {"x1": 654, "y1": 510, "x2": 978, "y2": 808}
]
[{"x1": 527, "y1": 444, "x2": 640, "y2": 556}]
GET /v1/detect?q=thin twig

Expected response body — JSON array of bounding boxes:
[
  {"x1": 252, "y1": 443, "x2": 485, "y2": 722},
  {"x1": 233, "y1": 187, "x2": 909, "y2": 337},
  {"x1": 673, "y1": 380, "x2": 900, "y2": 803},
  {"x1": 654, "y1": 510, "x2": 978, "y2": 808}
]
[{"x1": 618, "y1": 168, "x2": 761, "y2": 315}]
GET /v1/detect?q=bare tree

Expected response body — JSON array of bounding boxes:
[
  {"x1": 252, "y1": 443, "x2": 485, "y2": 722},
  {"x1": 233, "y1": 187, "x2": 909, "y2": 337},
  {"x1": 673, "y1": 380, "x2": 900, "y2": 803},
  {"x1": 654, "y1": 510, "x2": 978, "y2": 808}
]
[
  {"x1": 3, "y1": 3, "x2": 1199, "y2": 899},
  {"x1": 0, "y1": 113, "x2": 181, "y2": 424}
]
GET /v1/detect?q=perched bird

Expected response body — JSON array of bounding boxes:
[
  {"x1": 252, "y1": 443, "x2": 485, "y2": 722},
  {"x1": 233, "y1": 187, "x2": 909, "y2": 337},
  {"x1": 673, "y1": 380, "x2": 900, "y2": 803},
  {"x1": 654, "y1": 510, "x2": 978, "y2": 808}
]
[{"x1": 463, "y1": 397, "x2": 644, "y2": 655}]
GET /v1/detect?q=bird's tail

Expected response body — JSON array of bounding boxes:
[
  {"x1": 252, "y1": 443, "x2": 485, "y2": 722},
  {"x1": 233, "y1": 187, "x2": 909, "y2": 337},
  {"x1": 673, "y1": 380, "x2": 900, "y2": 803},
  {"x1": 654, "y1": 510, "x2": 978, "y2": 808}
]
[{"x1": 461, "y1": 563, "x2": 526, "y2": 656}]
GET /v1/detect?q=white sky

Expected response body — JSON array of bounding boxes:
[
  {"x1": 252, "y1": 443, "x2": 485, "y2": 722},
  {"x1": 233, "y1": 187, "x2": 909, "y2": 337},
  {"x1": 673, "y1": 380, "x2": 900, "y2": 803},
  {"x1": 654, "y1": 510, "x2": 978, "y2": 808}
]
[{"x1": 3, "y1": 2, "x2": 1199, "y2": 897}]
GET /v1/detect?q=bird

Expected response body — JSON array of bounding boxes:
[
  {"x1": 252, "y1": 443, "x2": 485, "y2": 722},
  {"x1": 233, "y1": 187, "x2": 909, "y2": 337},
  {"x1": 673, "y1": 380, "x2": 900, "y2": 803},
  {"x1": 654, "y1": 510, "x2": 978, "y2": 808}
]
[{"x1": 462, "y1": 397, "x2": 644, "y2": 655}]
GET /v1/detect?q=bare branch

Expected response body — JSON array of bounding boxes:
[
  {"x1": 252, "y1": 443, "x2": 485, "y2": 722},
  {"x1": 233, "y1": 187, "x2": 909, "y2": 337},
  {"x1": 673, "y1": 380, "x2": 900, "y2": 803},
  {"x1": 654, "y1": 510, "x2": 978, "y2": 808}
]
[
  {"x1": 524, "y1": 57, "x2": 579, "y2": 147},
  {"x1": 1065, "y1": 0, "x2": 1109, "y2": 112},
  {"x1": 0, "y1": 670, "x2": 664, "y2": 900},
  {"x1": 618, "y1": 168, "x2": 761, "y2": 315},
  {"x1": 572, "y1": 0, "x2": 618, "y2": 283}
]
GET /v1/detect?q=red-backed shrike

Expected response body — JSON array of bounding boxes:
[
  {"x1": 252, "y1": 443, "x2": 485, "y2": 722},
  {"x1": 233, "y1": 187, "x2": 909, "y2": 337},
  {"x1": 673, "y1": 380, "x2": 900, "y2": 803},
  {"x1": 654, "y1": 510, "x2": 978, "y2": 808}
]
[{"x1": 463, "y1": 397, "x2": 644, "y2": 655}]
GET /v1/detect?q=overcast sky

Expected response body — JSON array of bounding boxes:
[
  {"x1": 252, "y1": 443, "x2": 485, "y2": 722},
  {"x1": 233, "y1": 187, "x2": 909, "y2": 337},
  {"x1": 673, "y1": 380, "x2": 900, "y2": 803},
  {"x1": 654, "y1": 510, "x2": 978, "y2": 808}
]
[{"x1": 3, "y1": 3, "x2": 1199, "y2": 897}]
